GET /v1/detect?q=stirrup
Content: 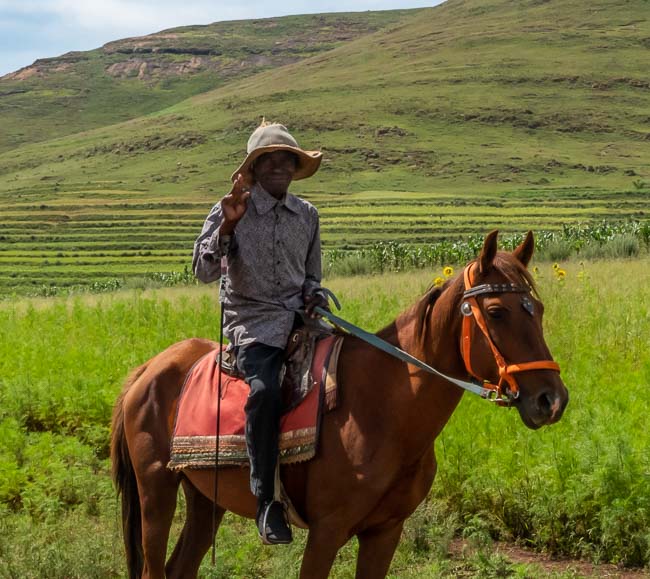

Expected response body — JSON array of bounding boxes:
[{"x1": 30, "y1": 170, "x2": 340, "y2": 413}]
[{"x1": 257, "y1": 500, "x2": 293, "y2": 545}]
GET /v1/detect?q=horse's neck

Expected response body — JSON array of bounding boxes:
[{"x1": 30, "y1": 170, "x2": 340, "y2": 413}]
[{"x1": 374, "y1": 281, "x2": 466, "y2": 461}]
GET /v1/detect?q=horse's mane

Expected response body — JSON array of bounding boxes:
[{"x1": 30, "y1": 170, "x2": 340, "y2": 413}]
[
  {"x1": 493, "y1": 253, "x2": 538, "y2": 295},
  {"x1": 413, "y1": 280, "x2": 453, "y2": 350}
]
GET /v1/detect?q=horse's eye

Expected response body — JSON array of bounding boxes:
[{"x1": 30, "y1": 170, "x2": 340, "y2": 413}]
[{"x1": 486, "y1": 307, "x2": 507, "y2": 320}]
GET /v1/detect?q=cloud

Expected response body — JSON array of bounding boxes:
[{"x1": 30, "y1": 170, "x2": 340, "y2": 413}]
[
  {"x1": 2, "y1": 0, "x2": 437, "y2": 34},
  {"x1": 51, "y1": 0, "x2": 242, "y2": 33},
  {"x1": 2, "y1": 0, "x2": 262, "y2": 36}
]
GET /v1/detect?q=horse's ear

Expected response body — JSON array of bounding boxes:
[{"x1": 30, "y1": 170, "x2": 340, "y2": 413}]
[
  {"x1": 513, "y1": 230, "x2": 535, "y2": 268},
  {"x1": 479, "y1": 230, "x2": 499, "y2": 274}
]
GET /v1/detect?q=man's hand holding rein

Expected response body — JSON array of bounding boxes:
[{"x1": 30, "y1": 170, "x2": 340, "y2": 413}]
[{"x1": 304, "y1": 292, "x2": 330, "y2": 319}]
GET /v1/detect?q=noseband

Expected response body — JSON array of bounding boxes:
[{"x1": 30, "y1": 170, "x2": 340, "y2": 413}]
[{"x1": 460, "y1": 262, "x2": 561, "y2": 405}]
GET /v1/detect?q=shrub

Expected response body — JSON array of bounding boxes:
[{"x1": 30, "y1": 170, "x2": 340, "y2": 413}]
[
  {"x1": 536, "y1": 239, "x2": 573, "y2": 261},
  {"x1": 602, "y1": 234, "x2": 640, "y2": 258}
]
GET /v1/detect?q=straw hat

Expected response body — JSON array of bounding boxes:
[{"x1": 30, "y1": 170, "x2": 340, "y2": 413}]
[{"x1": 231, "y1": 122, "x2": 322, "y2": 183}]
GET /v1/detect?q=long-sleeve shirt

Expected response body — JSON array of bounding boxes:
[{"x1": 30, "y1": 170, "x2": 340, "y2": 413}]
[{"x1": 192, "y1": 183, "x2": 324, "y2": 348}]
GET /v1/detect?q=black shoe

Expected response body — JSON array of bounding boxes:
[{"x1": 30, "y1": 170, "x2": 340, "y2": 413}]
[{"x1": 256, "y1": 500, "x2": 293, "y2": 545}]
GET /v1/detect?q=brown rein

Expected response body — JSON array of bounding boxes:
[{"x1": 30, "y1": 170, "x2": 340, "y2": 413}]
[{"x1": 460, "y1": 262, "x2": 561, "y2": 405}]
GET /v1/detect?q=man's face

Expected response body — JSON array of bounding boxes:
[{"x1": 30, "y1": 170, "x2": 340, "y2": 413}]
[{"x1": 252, "y1": 151, "x2": 298, "y2": 198}]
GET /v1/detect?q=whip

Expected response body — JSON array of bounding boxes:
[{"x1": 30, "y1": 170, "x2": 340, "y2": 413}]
[{"x1": 211, "y1": 250, "x2": 228, "y2": 565}]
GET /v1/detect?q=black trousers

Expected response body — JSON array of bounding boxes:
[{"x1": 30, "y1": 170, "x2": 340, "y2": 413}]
[{"x1": 237, "y1": 342, "x2": 285, "y2": 503}]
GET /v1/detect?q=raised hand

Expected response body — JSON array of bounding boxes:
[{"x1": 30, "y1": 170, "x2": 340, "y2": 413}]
[{"x1": 220, "y1": 173, "x2": 250, "y2": 234}]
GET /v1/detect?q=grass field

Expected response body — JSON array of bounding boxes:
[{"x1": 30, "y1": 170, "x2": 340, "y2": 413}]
[{"x1": 1, "y1": 256, "x2": 648, "y2": 577}]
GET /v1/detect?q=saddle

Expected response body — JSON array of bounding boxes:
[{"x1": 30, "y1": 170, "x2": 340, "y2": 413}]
[
  {"x1": 168, "y1": 328, "x2": 343, "y2": 470},
  {"x1": 218, "y1": 320, "x2": 332, "y2": 411}
]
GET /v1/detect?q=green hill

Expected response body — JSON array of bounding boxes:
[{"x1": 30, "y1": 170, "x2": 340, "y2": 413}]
[
  {"x1": 0, "y1": 10, "x2": 416, "y2": 153},
  {"x1": 0, "y1": 0, "x2": 649, "y2": 294}
]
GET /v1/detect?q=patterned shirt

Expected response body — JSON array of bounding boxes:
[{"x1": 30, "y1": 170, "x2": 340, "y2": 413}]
[{"x1": 192, "y1": 183, "x2": 324, "y2": 348}]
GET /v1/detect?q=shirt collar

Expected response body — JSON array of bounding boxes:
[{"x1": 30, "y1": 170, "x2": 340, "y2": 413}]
[{"x1": 250, "y1": 183, "x2": 300, "y2": 215}]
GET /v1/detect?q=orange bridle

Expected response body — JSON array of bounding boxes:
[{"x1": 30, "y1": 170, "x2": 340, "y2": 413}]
[{"x1": 460, "y1": 262, "x2": 561, "y2": 405}]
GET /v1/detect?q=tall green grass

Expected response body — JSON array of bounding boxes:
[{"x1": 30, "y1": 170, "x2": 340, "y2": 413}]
[{"x1": 0, "y1": 257, "x2": 648, "y2": 576}]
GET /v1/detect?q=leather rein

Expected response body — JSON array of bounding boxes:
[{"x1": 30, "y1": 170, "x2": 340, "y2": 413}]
[
  {"x1": 314, "y1": 261, "x2": 560, "y2": 406},
  {"x1": 460, "y1": 262, "x2": 561, "y2": 405}
]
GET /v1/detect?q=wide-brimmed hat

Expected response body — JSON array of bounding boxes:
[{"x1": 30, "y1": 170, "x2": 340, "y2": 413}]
[{"x1": 231, "y1": 122, "x2": 322, "y2": 183}]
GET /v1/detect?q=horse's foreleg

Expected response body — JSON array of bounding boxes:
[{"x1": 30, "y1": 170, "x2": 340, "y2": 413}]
[
  {"x1": 354, "y1": 521, "x2": 404, "y2": 579},
  {"x1": 166, "y1": 479, "x2": 224, "y2": 579},
  {"x1": 299, "y1": 524, "x2": 349, "y2": 579}
]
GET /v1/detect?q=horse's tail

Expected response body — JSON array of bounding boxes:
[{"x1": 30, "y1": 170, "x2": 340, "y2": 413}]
[{"x1": 110, "y1": 363, "x2": 148, "y2": 579}]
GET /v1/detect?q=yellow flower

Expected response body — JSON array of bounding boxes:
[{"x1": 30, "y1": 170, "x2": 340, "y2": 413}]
[
  {"x1": 556, "y1": 268, "x2": 566, "y2": 279},
  {"x1": 434, "y1": 276, "x2": 445, "y2": 287},
  {"x1": 533, "y1": 266, "x2": 539, "y2": 275},
  {"x1": 443, "y1": 266, "x2": 454, "y2": 277},
  {"x1": 553, "y1": 263, "x2": 559, "y2": 270}
]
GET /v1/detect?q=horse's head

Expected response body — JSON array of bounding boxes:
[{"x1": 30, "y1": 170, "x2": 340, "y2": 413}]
[{"x1": 459, "y1": 230, "x2": 569, "y2": 429}]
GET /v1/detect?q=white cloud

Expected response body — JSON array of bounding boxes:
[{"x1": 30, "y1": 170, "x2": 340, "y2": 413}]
[
  {"x1": 54, "y1": 0, "x2": 243, "y2": 33},
  {"x1": 2, "y1": 0, "x2": 271, "y2": 34}
]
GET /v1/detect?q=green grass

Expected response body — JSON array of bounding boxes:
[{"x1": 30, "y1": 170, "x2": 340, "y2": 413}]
[{"x1": 0, "y1": 257, "x2": 648, "y2": 576}]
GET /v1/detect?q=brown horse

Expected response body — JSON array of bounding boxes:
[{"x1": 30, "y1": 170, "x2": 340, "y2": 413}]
[{"x1": 111, "y1": 230, "x2": 568, "y2": 579}]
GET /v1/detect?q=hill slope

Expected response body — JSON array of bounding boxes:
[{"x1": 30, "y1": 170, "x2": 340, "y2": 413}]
[
  {"x1": 0, "y1": 0, "x2": 648, "y2": 293},
  {"x1": 0, "y1": 10, "x2": 417, "y2": 153}
]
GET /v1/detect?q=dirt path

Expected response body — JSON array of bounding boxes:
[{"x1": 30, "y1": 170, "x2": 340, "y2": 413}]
[{"x1": 449, "y1": 539, "x2": 649, "y2": 578}]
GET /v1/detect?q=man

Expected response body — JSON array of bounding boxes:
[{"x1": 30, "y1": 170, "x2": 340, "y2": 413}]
[{"x1": 192, "y1": 122, "x2": 329, "y2": 544}]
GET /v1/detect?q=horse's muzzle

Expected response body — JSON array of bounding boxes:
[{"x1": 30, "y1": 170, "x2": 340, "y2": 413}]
[{"x1": 518, "y1": 382, "x2": 569, "y2": 429}]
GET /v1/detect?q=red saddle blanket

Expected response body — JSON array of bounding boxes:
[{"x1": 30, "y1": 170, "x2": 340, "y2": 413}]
[{"x1": 168, "y1": 335, "x2": 342, "y2": 470}]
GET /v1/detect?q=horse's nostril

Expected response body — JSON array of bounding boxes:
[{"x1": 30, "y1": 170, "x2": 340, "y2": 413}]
[{"x1": 537, "y1": 391, "x2": 553, "y2": 416}]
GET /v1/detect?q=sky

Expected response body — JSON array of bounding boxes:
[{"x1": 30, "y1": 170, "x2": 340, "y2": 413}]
[{"x1": 0, "y1": 0, "x2": 443, "y2": 77}]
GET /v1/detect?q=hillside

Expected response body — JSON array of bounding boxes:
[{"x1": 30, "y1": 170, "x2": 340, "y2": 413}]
[
  {"x1": 0, "y1": 0, "x2": 649, "y2": 294},
  {"x1": 0, "y1": 10, "x2": 416, "y2": 153}
]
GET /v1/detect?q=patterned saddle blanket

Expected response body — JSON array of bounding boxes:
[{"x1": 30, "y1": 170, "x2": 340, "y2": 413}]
[{"x1": 168, "y1": 334, "x2": 343, "y2": 470}]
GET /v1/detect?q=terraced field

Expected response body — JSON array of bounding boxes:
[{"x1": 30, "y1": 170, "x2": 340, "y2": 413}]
[{"x1": 1, "y1": 182, "x2": 646, "y2": 294}]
